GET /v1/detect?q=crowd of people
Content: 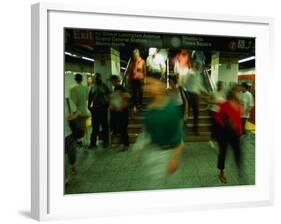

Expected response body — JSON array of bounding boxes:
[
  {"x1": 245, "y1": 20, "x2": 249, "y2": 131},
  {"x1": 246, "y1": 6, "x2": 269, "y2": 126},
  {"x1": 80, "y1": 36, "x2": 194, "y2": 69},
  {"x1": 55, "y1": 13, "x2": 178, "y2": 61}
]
[{"x1": 64, "y1": 48, "x2": 254, "y2": 187}]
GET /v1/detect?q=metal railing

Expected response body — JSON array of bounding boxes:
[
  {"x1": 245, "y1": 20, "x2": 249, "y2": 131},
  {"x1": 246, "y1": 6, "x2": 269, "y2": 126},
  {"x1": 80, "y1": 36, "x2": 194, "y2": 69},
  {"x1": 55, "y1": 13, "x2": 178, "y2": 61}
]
[
  {"x1": 121, "y1": 57, "x2": 131, "y2": 89},
  {"x1": 201, "y1": 68, "x2": 215, "y2": 93}
]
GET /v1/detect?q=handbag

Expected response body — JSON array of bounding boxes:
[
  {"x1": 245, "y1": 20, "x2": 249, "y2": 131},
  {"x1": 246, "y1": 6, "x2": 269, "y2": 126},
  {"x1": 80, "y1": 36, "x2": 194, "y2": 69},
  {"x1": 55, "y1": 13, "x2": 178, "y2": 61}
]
[{"x1": 66, "y1": 98, "x2": 84, "y2": 139}]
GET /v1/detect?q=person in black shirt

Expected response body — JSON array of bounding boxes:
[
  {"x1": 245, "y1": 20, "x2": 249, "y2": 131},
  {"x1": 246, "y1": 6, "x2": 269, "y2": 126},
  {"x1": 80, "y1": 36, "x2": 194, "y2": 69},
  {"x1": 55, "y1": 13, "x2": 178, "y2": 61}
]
[
  {"x1": 109, "y1": 75, "x2": 130, "y2": 151},
  {"x1": 88, "y1": 73, "x2": 111, "y2": 149}
]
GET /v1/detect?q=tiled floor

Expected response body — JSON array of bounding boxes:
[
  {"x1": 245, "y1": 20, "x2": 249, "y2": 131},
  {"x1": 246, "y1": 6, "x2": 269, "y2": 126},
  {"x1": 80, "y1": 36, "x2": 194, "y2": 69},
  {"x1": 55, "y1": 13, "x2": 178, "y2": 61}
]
[{"x1": 65, "y1": 133, "x2": 255, "y2": 194}]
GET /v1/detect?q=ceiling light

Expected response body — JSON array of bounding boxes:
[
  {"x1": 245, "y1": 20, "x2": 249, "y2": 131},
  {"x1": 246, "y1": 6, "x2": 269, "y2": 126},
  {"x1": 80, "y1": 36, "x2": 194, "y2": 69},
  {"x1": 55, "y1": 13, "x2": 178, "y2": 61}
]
[
  {"x1": 65, "y1": 52, "x2": 79, "y2": 58},
  {"x1": 81, "y1": 56, "x2": 95, "y2": 62},
  {"x1": 238, "y1": 56, "x2": 255, "y2": 63}
]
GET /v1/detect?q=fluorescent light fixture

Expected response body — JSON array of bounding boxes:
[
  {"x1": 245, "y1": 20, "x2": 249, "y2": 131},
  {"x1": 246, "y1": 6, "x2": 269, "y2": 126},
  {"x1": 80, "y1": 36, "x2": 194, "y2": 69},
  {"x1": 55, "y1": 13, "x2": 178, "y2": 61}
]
[
  {"x1": 65, "y1": 52, "x2": 79, "y2": 58},
  {"x1": 238, "y1": 56, "x2": 255, "y2": 63},
  {"x1": 81, "y1": 56, "x2": 95, "y2": 62},
  {"x1": 121, "y1": 67, "x2": 126, "y2": 70},
  {"x1": 65, "y1": 52, "x2": 94, "y2": 61}
]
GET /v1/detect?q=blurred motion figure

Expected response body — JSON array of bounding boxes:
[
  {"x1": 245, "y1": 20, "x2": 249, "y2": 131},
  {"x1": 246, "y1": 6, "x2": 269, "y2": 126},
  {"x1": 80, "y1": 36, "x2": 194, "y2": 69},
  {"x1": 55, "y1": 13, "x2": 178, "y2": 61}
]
[
  {"x1": 109, "y1": 75, "x2": 130, "y2": 151},
  {"x1": 240, "y1": 82, "x2": 254, "y2": 135},
  {"x1": 214, "y1": 85, "x2": 243, "y2": 183},
  {"x1": 146, "y1": 48, "x2": 166, "y2": 80},
  {"x1": 143, "y1": 77, "x2": 184, "y2": 174}
]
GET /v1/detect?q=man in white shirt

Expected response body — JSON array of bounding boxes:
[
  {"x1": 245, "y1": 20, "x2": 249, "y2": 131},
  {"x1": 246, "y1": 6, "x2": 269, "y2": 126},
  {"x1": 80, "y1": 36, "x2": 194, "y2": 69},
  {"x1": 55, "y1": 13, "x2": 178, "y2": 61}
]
[
  {"x1": 70, "y1": 73, "x2": 91, "y2": 144},
  {"x1": 240, "y1": 82, "x2": 254, "y2": 135},
  {"x1": 70, "y1": 74, "x2": 90, "y2": 118},
  {"x1": 183, "y1": 62, "x2": 206, "y2": 135},
  {"x1": 146, "y1": 48, "x2": 166, "y2": 80}
]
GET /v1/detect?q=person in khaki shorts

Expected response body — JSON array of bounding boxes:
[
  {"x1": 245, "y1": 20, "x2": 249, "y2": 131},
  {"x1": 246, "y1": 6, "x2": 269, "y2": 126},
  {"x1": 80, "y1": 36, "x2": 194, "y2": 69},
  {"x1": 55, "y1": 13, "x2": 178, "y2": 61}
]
[{"x1": 70, "y1": 73, "x2": 91, "y2": 144}]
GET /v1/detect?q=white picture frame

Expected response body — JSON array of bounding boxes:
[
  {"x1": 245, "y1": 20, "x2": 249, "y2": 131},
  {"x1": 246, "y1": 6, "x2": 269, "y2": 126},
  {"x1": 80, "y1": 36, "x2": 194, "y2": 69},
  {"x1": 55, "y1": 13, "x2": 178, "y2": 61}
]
[{"x1": 31, "y1": 2, "x2": 274, "y2": 221}]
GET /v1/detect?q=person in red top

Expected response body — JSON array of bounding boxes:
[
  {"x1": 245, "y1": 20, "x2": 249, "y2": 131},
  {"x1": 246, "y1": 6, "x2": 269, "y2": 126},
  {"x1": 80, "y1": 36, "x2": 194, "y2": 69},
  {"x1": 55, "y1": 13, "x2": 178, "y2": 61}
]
[
  {"x1": 214, "y1": 85, "x2": 243, "y2": 183},
  {"x1": 128, "y1": 48, "x2": 146, "y2": 112}
]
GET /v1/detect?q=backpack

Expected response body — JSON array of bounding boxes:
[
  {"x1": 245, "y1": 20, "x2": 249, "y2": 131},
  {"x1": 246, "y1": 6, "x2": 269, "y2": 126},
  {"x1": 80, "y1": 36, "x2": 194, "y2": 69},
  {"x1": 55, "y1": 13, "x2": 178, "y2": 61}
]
[
  {"x1": 90, "y1": 84, "x2": 110, "y2": 108},
  {"x1": 66, "y1": 98, "x2": 84, "y2": 140}
]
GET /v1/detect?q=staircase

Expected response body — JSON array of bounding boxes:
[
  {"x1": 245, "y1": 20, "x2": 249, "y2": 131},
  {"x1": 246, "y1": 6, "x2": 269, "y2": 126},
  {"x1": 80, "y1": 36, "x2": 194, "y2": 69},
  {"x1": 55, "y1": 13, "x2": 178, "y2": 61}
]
[
  {"x1": 184, "y1": 99, "x2": 211, "y2": 142},
  {"x1": 112, "y1": 54, "x2": 213, "y2": 144},
  {"x1": 111, "y1": 93, "x2": 211, "y2": 144}
]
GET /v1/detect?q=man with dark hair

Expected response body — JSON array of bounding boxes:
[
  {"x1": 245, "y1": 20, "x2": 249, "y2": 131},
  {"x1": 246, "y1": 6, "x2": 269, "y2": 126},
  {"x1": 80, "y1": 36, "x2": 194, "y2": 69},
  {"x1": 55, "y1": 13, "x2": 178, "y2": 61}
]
[
  {"x1": 70, "y1": 73, "x2": 90, "y2": 144},
  {"x1": 88, "y1": 73, "x2": 111, "y2": 149},
  {"x1": 74, "y1": 73, "x2": 82, "y2": 82},
  {"x1": 109, "y1": 75, "x2": 130, "y2": 151}
]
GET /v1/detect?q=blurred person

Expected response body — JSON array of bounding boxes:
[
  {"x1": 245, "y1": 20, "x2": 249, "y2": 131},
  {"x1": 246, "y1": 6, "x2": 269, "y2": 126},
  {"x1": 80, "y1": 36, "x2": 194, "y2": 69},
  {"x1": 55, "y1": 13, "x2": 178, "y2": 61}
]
[
  {"x1": 109, "y1": 75, "x2": 130, "y2": 151},
  {"x1": 64, "y1": 97, "x2": 84, "y2": 187},
  {"x1": 184, "y1": 61, "x2": 206, "y2": 135},
  {"x1": 191, "y1": 50, "x2": 206, "y2": 72},
  {"x1": 143, "y1": 77, "x2": 184, "y2": 174},
  {"x1": 208, "y1": 81, "x2": 226, "y2": 148},
  {"x1": 167, "y1": 75, "x2": 188, "y2": 124},
  {"x1": 70, "y1": 73, "x2": 91, "y2": 144},
  {"x1": 240, "y1": 82, "x2": 254, "y2": 135},
  {"x1": 146, "y1": 48, "x2": 166, "y2": 80},
  {"x1": 173, "y1": 49, "x2": 191, "y2": 87},
  {"x1": 88, "y1": 73, "x2": 111, "y2": 149},
  {"x1": 87, "y1": 75, "x2": 94, "y2": 89},
  {"x1": 85, "y1": 75, "x2": 95, "y2": 141},
  {"x1": 214, "y1": 85, "x2": 243, "y2": 183},
  {"x1": 128, "y1": 48, "x2": 146, "y2": 112}
]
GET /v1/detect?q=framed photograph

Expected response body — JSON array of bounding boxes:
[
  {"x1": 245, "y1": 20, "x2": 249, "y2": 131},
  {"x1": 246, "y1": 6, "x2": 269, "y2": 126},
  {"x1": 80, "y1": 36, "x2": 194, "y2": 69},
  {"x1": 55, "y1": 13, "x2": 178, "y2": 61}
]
[{"x1": 31, "y1": 2, "x2": 274, "y2": 221}]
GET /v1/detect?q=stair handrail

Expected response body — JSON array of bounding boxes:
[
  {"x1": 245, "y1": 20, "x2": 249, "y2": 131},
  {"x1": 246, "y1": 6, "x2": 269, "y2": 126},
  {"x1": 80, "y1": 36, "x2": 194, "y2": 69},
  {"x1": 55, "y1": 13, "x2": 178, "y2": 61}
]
[
  {"x1": 199, "y1": 67, "x2": 217, "y2": 111},
  {"x1": 206, "y1": 69, "x2": 216, "y2": 92},
  {"x1": 121, "y1": 57, "x2": 131, "y2": 88},
  {"x1": 201, "y1": 67, "x2": 216, "y2": 93}
]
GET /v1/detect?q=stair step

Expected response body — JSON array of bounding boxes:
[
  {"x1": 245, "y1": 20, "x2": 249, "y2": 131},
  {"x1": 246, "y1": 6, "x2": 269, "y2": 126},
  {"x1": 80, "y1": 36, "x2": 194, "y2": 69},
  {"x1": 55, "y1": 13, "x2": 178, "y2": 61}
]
[
  {"x1": 185, "y1": 123, "x2": 211, "y2": 127},
  {"x1": 122, "y1": 89, "x2": 213, "y2": 143},
  {"x1": 130, "y1": 108, "x2": 211, "y2": 117},
  {"x1": 128, "y1": 124, "x2": 144, "y2": 132},
  {"x1": 190, "y1": 110, "x2": 210, "y2": 116},
  {"x1": 111, "y1": 132, "x2": 211, "y2": 144},
  {"x1": 127, "y1": 127, "x2": 211, "y2": 133},
  {"x1": 185, "y1": 124, "x2": 211, "y2": 132},
  {"x1": 128, "y1": 115, "x2": 211, "y2": 124},
  {"x1": 185, "y1": 134, "x2": 211, "y2": 142},
  {"x1": 129, "y1": 115, "x2": 211, "y2": 120}
]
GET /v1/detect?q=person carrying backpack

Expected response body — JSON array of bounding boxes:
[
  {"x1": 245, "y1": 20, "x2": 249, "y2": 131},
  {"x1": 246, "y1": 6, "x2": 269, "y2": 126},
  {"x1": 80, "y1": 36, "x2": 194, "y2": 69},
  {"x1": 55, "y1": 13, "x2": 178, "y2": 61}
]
[
  {"x1": 88, "y1": 73, "x2": 111, "y2": 149},
  {"x1": 109, "y1": 75, "x2": 131, "y2": 151}
]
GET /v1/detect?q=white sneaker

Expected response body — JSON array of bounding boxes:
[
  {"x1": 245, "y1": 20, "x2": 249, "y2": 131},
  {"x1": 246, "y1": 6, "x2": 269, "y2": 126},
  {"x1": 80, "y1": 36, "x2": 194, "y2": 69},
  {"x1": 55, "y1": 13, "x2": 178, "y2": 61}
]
[
  {"x1": 209, "y1": 140, "x2": 215, "y2": 149},
  {"x1": 133, "y1": 106, "x2": 137, "y2": 113}
]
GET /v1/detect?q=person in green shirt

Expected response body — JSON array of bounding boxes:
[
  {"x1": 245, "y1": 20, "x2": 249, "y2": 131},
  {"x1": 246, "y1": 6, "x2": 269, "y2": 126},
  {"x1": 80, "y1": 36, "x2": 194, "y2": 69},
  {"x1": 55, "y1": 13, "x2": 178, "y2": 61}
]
[{"x1": 143, "y1": 77, "x2": 184, "y2": 173}]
